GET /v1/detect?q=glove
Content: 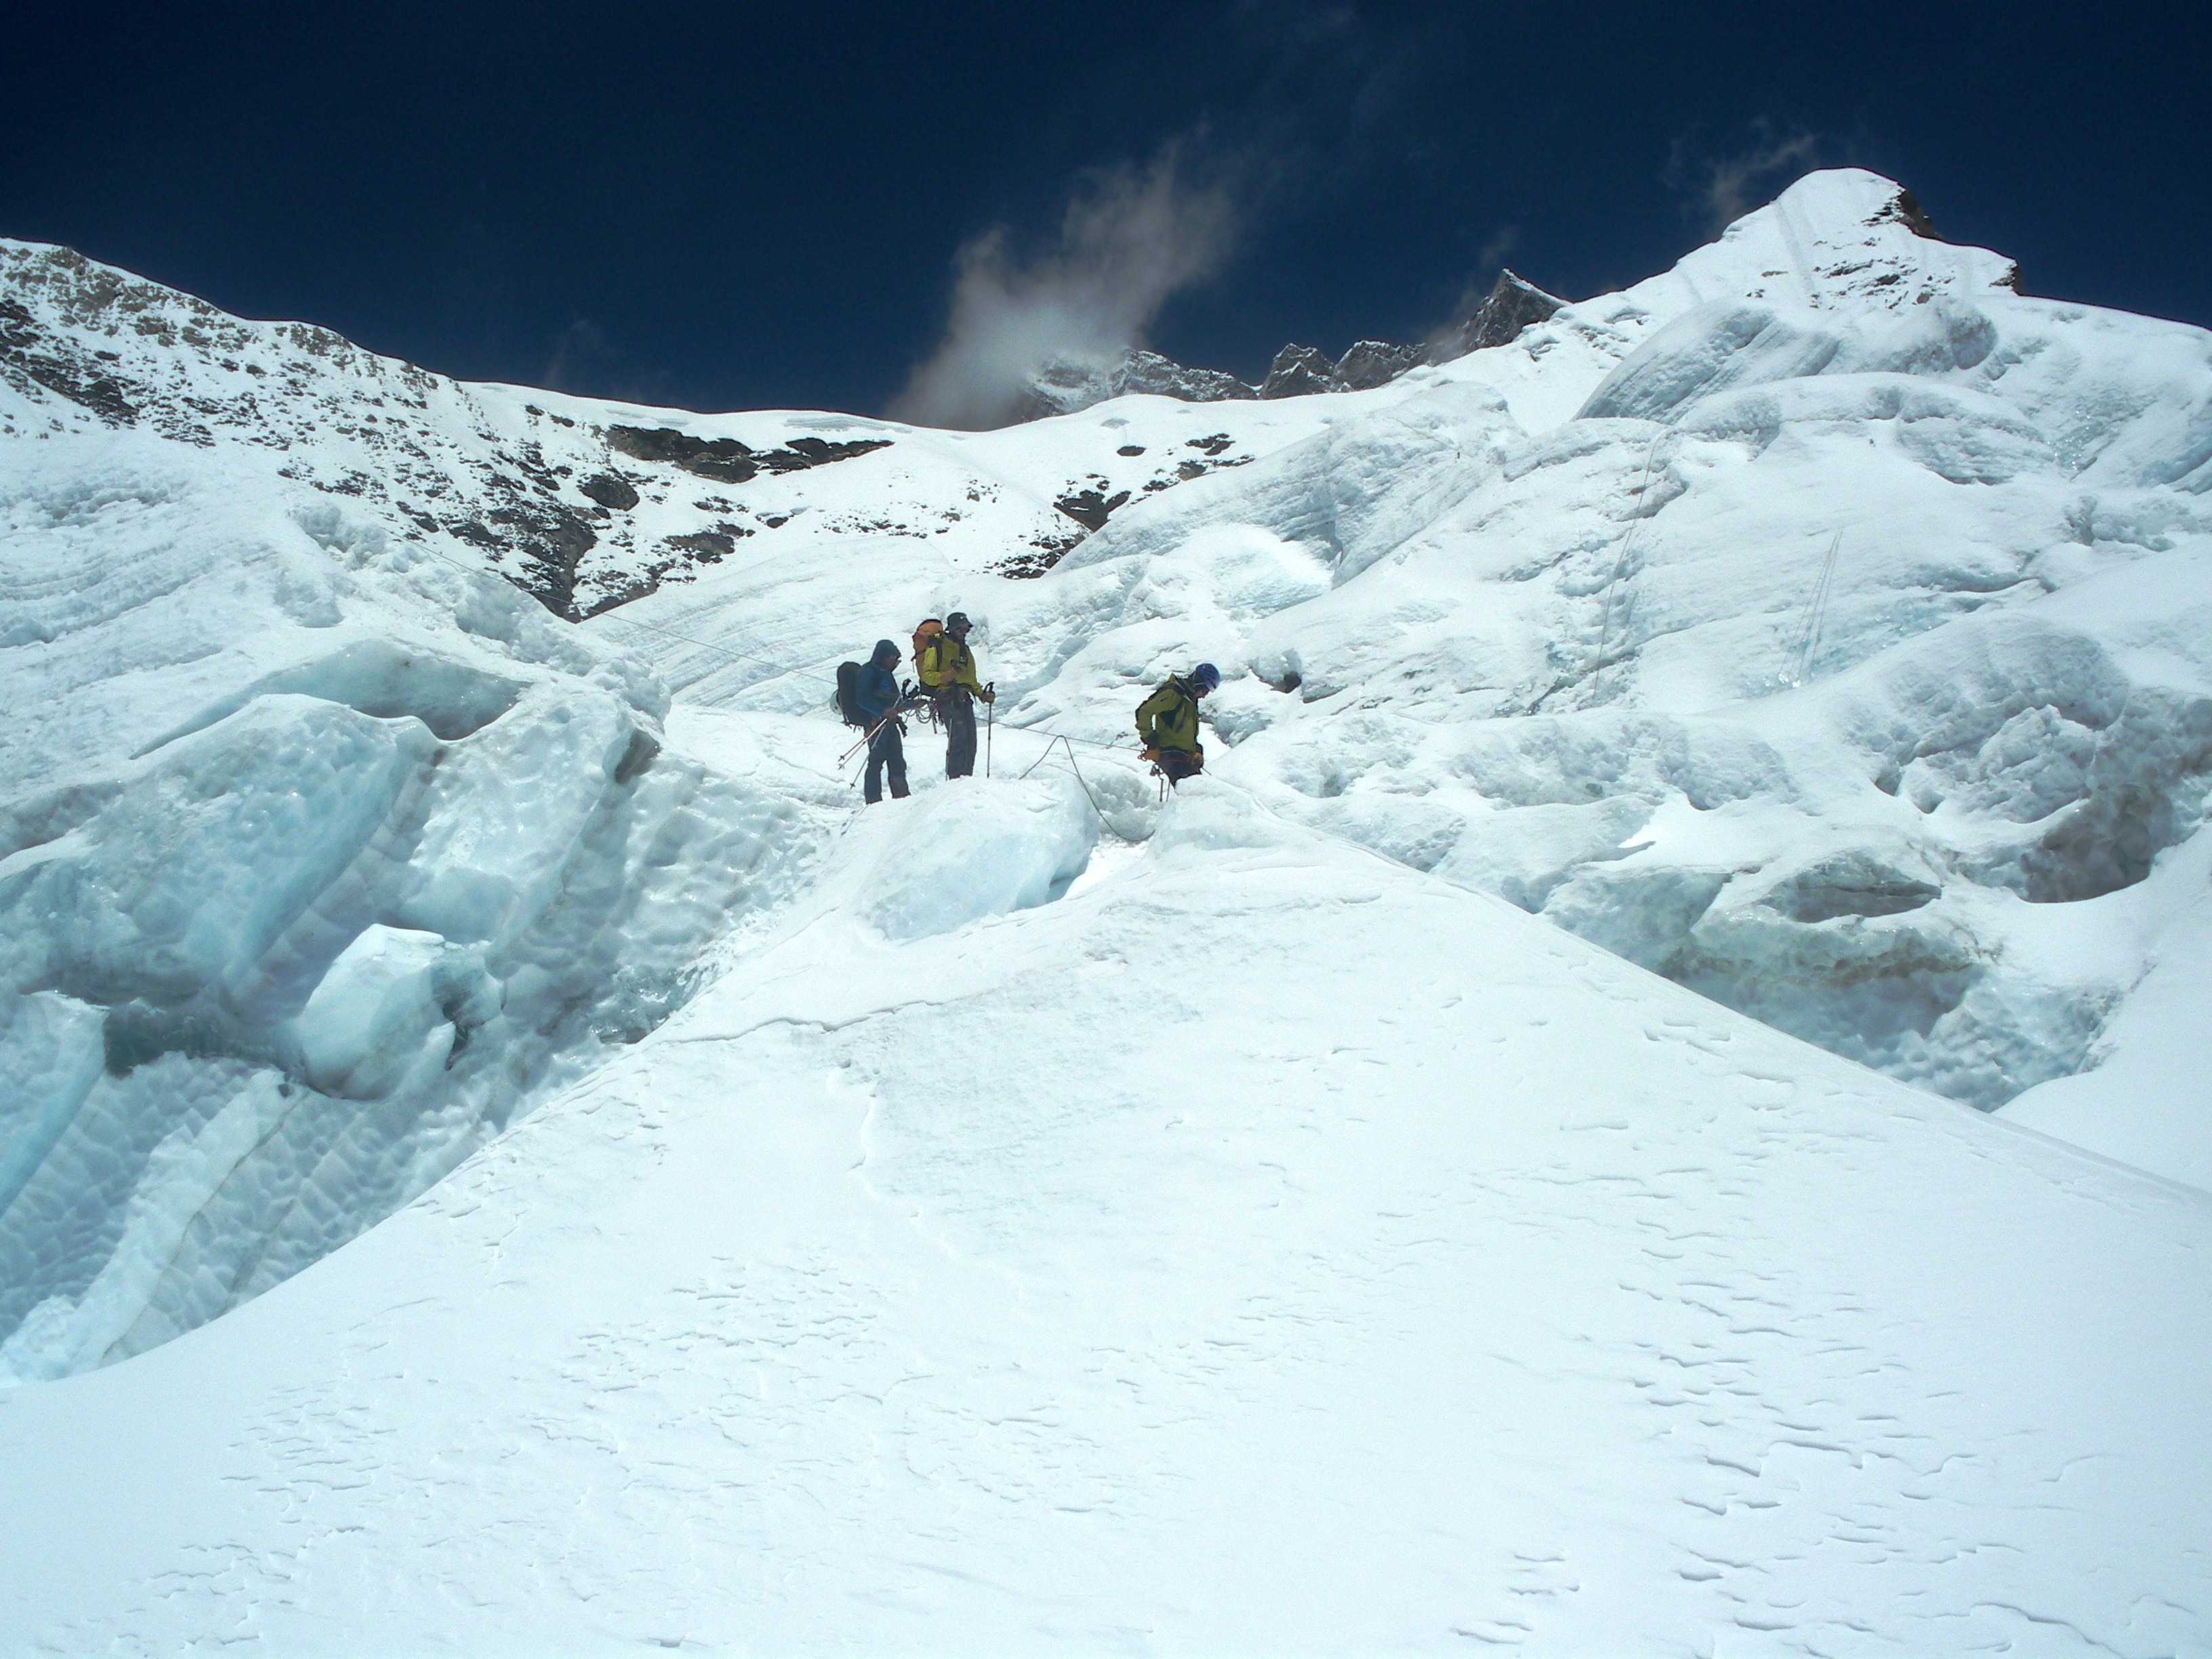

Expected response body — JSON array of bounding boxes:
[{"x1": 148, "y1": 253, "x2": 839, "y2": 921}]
[
  {"x1": 979, "y1": 687, "x2": 996, "y2": 704},
  {"x1": 1141, "y1": 746, "x2": 1162, "y2": 764}
]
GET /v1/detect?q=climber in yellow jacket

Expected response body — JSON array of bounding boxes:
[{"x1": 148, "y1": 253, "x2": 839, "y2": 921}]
[
  {"x1": 1135, "y1": 661, "x2": 1219, "y2": 785},
  {"x1": 917, "y1": 611, "x2": 993, "y2": 779}
]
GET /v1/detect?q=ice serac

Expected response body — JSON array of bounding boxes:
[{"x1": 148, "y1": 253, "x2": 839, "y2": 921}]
[
  {"x1": 943, "y1": 168, "x2": 2212, "y2": 1183},
  {"x1": 0, "y1": 434, "x2": 840, "y2": 1383}
]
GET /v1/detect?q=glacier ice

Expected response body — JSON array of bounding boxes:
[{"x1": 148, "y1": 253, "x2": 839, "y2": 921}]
[
  {"x1": 0, "y1": 443, "x2": 832, "y2": 1382},
  {"x1": 7, "y1": 161, "x2": 2212, "y2": 1395}
]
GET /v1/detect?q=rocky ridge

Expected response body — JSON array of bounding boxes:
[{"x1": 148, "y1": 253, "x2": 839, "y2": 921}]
[
  {"x1": 0, "y1": 243, "x2": 897, "y2": 619},
  {"x1": 1017, "y1": 268, "x2": 1566, "y2": 422}
]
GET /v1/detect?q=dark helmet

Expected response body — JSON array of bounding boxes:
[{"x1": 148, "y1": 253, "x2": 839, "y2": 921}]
[
  {"x1": 1189, "y1": 662, "x2": 1221, "y2": 693},
  {"x1": 945, "y1": 610, "x2": 972, "y2": 631},
  {"x1": 872, "y1": 638, "x2": 900, "y2": 664}
]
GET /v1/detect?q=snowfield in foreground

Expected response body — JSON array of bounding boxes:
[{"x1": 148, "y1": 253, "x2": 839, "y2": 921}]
[
  {"x1": 5, "y1": 777, "x2": 2209, "y2": 1655},
  {"x1": 3, "y1": 167, "x2": 2211, "y2": 1652}
]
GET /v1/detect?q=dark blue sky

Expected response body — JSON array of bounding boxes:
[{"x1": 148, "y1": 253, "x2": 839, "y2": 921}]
[{"x1": 8, "y1": 2, "x2": 2205, "y2": 416}]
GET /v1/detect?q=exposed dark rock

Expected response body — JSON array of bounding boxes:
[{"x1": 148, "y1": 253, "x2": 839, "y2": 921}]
[
  {"x1": 1427, "y1": 270, "x2": 1565, "y2": 365},
  {"x1": 1866, "y1": 187, "x2": 2022, "y2": 291},
  {"x1": 993, "y1": 546, "x2": 1067, "y2": 579},
  {"x1": 484, "y1": 501, "x2": 600, "y2": 619},
  {"x1": 0, "y1": 298, "x2": 142, "y2": 424},
  {"x1": 1017, "y1": 327, "x2": 1459, "y2": 422},
  {"x1": 1334, "y1": 340, "x2": 1426, "y2": 390},
  {"x1": 1877, "y1": 188, "x2": 1940, "y2": 239},
  {"x1": 1258, "y1": 338, "x2": 1432, "y2": 398},
  {"x1": 604, "y1": 425, "x2": 892, "y2": 483},
  {"x1": 0, "y1": 239, "x2": 904, "y2": 620},
  {"x1": 1015, "y1": 349, "x2": 1259, "y2": 421},
  {"x1": 580, "y1": 473, "x2": 640, "y2": 510},
  {"x1": 1113, "y1": 350, "x2": 1254, "y2": 403},
  {"x1": 1187, "y1": 432, "x2": 1234, "y2": 456},
  {"x1": 1054, "y1": 487, "x2": 1131, "y2": 531},
  {"x1": 1258, "y1": 344, "x2": 1338, "y2": 399},
  {"x1": 1116, "y1": 444, "x2": 1145, "y2": 456},
  {"x1": 605, "y1": 426, "x2": 762, "y2": 483},
  {"x1": 665, "y1": 529, "x2": 738, "y2": 560},
  {"x1": 771, "y1": 434, "x2": 893, "y2": 470}
]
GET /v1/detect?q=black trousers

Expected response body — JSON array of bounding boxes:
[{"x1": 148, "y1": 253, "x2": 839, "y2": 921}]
[
  {"x1": 864, "y1": 722, "x2": 908, "y2": 802},
  {"x1": 941, "y1": 691, "x2": 977, "y2": 778},
  {"x1": 1158, "y1": 745, "x2": 1204, "y2": 785}
]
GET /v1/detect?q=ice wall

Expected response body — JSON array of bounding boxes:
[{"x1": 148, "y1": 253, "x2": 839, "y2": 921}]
[{"x1": 0, "y1": 441, "x2": 831, "y2": 1381}]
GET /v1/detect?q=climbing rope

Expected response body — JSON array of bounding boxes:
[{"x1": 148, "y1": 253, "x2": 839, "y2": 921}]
[
  {"x1": 1788, "y1": 532, "x2": 1845, "y2": 687},
  {"x1": 1591, "y1": 424, "x2": 1675, "y2": 680}
]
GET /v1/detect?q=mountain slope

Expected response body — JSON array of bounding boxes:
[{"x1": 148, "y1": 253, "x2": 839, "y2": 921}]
[
  {"x1": 600, "y1": 168, "x2": 2212, "y2": 1172},
  {"x1": 3, "y1": 165, "x2": 2211, "y2": 1652}
]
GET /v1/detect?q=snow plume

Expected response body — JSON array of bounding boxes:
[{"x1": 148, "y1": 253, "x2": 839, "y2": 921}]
[
  {"x1": 891, "y1": 149, "x2": 1239, "y2": 430},
  {"x1": 542, "y1": 317, "x2": 673, "y2": 406},
  {"x1": 1477, "y1": 225, "x2": 1522, "y2": 269},
  {"x1": 1670, "y1": 124, "x2": 1825, "y2": 235}
]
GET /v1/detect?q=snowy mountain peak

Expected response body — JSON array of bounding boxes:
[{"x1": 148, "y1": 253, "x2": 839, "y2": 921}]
[
  {"x1": 1019, "y1": 334, "x2": 1436, "y2": 420},
  {"x1": 1672, "y1": 167, "x2": 2024, "y2": 312}
]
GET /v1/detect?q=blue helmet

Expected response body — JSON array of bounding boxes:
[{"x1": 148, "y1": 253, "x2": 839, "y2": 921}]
[{"x1": 1189, "y1": 662, "x2": 1221, "y2": 693}]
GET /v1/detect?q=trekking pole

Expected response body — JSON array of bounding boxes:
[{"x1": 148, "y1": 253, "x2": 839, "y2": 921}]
[
  {"x1": 985, "y1": 682, "x2": 994, "y2": 778},
  {"x1": 840, "y1": 710, "x2": 895, "y2": 766}
]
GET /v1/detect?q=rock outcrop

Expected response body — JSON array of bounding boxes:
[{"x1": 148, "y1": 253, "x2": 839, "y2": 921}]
[{"x1": 1426, "y1": 269, "x2": 1565, "y2": 363}]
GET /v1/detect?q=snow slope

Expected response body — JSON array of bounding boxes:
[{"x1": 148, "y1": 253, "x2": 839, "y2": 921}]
[
  {"x1": 3, "y1": 167, "x2": 2212, "y2": 1651},
  {"x1": 1, "y1": 227, "x2": 1407, "y2": 1384},
  {"x1": 4, "y1": 780, "x2": 2209, "y2": 1655}
]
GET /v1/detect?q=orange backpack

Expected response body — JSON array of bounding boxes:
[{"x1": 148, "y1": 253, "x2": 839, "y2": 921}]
[{"x1": 912, "y1": 617, "x2": 943, "y2": 676}]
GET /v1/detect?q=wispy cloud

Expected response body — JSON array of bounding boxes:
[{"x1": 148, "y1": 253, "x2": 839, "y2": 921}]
[
  {"x1": 888, "y1": 2, "x2": 1434, "y2": 429},
  {"x1": 888, "y1": 146, "x2": 1241, "y2": 430},
  {"x1": 541, "y1": 317, "x2": 674, "y2": 407},
  {"x1": 1668, "y1": 123, "x2": 1826, "y2": 237}
]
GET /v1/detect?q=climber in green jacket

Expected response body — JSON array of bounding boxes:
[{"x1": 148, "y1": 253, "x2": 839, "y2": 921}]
[{"x1": 1135, "y1": 661, "x2": 1219, "y2": 785}]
